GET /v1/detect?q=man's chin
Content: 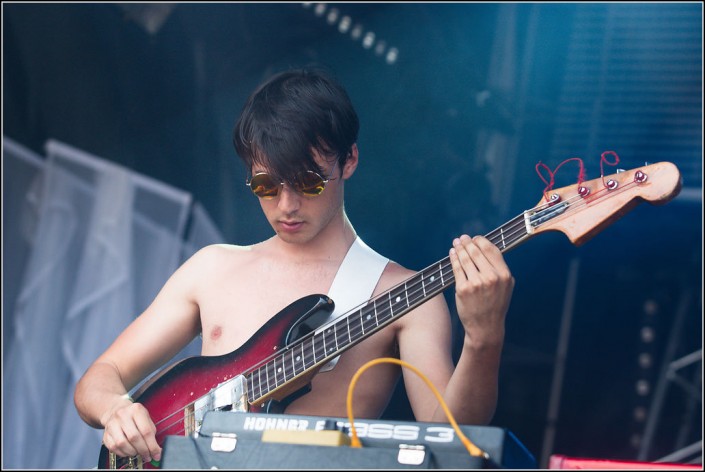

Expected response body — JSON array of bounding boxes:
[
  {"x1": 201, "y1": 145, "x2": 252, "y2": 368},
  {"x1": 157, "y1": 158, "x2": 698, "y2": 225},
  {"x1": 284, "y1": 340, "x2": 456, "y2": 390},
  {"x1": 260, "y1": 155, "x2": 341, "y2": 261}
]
[{"x1": 276, "y1": 230, "x2": 312, "y2": 245}]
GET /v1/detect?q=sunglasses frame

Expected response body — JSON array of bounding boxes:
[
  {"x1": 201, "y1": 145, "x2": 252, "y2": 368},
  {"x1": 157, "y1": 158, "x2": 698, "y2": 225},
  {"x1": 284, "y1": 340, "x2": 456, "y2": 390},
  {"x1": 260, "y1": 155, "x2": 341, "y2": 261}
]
[{"x1": 246, "y1": 162, "x2": 338, "y2": 199}]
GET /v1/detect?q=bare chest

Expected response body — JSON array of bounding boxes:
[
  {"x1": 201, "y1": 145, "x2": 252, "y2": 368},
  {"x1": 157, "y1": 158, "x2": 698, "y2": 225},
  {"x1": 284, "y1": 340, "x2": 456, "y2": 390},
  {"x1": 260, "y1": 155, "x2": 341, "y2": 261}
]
[{"x1": 198, "y1": 259, "x2": 339, "y2": 356}]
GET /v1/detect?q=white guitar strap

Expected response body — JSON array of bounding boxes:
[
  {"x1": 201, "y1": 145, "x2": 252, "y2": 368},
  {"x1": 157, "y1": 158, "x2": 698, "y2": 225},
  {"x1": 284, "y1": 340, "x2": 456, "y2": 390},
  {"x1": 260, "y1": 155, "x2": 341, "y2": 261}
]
[{"x1": 319, "y1": 236, "x2": 389, "y2": 372}]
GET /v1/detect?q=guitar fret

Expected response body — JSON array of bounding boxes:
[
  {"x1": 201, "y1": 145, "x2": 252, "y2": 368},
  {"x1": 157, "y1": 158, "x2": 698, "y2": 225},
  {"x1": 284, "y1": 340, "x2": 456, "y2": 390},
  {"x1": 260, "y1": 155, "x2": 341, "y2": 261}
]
[
  {"x1": 312, "y1": 335, "x2": 317, "y2": 364},
  {"x1": 361, "y1": 305, "x2": 376, "y2": 333},
  {"x1": 409, "y1": 276, "x2": 424, "y2": 306},
  {"x1": 321, "y1": 329, "x2": 327, "y2": 359},
  {"x1": 321, "y1": 329, "x2": 329, "y2": 358},
  {"x1": 324, "y1": 326, "x2": 334, "y2": 357},
  {"x1": 253, "y1": 368, "x2": 260, "y2": 397},
  {"x1": 335, "y1": 319, "x2": 348, "y2": 352},
  {"x1": 276, "y1": 354, "x2": 283, "y2": 384},
  {"x1": 428, "y1": 269, "x2": 440, "y2": 293},
  {"x1": 278, "y1": 354, "x2": 285, "y2": 384},
  {"x1": 293, "y1": 349, "x2": 302, "y2": 374},
  {"x1": 390, "y1": 285, "x2": 408, "y2": 316},
  {"x1": 264, "y1": 363, "x2": 271, "y2": 394},
  {"x1": 301, "y1": 343, "x2": 305, "y2": 371},
  {"x1": 269, "y1": 362, "x2": 276, "y2": 389},
  {"x1": 349, "y1": 311, "x2": 363, "y2": 340},
  {"x1": 333, "y1": 324, "x2": 339, "y2": 352},
  {"x1": 377, "y1": 296, "x2": 387, "y2": 322},
  {"x1": 310, "y1": 332, "x2": 320, "y2": 362},
  {"x1": 246, "y1": 375, "x2": 254, "y2": 402},
  {"x1": 302, "y1": 337, "x2": 313, "y2": 369},
  {"x1": 270, "y1": 359, "x2": 276, "y2": 388},
  {"x1": 272, "y1": 357, "x2": 279, "y2": 388},
  {"x1": 257, "y1": 367, "x2": 263, "y2": 399},
  {"x1": 314, "y1": 332, "x2": 325, "y2": 362},
  {"x1": 382, "y1": 297, "x2": 392, "y2": 322}
]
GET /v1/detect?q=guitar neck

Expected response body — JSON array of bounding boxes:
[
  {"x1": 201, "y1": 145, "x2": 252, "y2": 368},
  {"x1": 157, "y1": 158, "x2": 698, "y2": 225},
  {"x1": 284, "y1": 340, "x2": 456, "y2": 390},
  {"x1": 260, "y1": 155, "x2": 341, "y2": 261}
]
[{"x1": 244, "y1": 213, "x2": 533, "y2": 404}]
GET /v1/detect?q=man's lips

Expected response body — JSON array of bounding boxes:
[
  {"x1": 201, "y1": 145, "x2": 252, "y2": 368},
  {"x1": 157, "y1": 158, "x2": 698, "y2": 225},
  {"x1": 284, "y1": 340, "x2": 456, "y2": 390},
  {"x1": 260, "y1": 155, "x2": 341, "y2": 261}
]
[{"x1": 278, "y1": 220, "x2": 304, "y2": 231}]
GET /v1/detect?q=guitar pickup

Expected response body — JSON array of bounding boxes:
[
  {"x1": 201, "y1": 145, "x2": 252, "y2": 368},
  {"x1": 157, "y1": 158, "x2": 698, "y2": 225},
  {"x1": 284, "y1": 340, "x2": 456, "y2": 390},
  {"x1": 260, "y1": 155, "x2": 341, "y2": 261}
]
[
  {"x1": 212, "y1": 375, "x2": 248, "y2": 411},
  {"x1": 192, "y1": 375, "x2": 248, "y2": 434}
]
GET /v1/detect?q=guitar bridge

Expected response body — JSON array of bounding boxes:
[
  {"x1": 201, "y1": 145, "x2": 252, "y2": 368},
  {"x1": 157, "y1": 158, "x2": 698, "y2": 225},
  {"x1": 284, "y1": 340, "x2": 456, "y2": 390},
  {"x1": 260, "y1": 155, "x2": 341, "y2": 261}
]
[{"x1": 108, "y1": 452, "x2": 142, "y2": 470}]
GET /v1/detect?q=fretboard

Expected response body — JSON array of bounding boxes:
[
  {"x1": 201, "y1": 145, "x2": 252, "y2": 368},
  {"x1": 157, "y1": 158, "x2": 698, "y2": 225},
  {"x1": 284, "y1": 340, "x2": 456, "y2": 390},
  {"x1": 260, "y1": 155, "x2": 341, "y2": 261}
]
[{"x1": 245, "y1": 211, "x2": 537, "y2": 403}]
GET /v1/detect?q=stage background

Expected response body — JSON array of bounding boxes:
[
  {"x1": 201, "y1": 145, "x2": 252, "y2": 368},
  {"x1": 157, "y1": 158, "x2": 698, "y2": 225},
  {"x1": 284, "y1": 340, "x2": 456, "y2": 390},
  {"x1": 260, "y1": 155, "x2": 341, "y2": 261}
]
[{"x1": 3, "y1": 2, "x2": 702, "y2": 469}]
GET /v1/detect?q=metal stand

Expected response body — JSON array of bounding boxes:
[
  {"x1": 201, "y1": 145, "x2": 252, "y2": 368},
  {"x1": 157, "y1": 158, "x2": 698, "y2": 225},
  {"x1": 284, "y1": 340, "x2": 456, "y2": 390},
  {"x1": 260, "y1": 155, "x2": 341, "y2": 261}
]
[
  {"x1": 540, "y1": 257, "x2": 581, "y2": 468},
  {"x1": 638, "y1": 287, "x2": 702, "y2": 464}
]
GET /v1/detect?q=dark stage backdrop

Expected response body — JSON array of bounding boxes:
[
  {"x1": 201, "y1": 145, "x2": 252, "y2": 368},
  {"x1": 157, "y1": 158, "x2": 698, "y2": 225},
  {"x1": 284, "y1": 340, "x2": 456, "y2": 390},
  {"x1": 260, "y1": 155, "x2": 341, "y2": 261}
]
[{"x1": 3, "y1": 2, "x2": 702, "y2": 468}]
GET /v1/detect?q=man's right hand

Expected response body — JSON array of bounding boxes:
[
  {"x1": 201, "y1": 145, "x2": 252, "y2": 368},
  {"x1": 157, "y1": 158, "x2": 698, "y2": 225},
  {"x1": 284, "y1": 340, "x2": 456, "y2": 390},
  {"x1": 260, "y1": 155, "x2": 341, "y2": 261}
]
[{"x1": 101, "y1": 399, "x2": 162, "y2": 464}]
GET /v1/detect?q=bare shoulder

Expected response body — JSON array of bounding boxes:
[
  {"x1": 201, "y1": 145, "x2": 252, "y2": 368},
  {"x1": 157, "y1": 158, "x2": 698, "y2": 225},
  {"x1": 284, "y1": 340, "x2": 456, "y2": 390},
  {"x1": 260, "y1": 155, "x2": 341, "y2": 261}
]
[
  {"x1": 376, "y1": 259, "x2": 452, "y2": 331},
  {"x1": 376, "y1": 260, "x2": 416, "y2": 291},
  {"x1": 165, "y1": 243, "x2": 260, "y2": 295},
  {"x1": 182, "y1": 243, "x2": 255, "y2": 271},
  {"x1": 190, "y1": 243, "x2": 254, "y2": 259}
]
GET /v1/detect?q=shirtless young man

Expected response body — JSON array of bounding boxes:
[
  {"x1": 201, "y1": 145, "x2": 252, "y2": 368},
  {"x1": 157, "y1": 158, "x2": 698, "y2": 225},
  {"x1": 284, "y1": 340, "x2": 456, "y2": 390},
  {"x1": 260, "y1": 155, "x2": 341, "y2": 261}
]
[{"x1": 74, "y1": 68, "x2": 515, "y2": 465}]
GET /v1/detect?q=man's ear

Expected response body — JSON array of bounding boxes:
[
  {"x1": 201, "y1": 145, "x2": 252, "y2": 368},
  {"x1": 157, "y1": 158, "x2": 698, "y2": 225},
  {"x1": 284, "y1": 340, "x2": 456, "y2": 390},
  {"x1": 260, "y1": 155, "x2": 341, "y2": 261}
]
[{"x1": 342, "y1": 143, "x2": 359, "y2": 180}]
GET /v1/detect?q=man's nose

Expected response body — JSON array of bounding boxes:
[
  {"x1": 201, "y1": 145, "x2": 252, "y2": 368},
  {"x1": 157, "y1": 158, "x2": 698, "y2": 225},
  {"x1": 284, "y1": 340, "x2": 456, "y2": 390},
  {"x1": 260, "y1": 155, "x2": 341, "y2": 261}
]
[{"x1": 277, "y1": 184, "x2": 302, "y2": 212}]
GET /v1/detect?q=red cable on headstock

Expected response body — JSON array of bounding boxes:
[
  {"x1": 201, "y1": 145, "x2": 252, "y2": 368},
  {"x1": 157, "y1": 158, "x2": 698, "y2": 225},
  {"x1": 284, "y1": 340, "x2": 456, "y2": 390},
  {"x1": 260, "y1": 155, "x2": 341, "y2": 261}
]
[
  {"x1": 535, "y1": 157, "x2": 586, "y2": 204},
  {"x1": 599, "y1": 151, "x2": 621, "y2": 190}
]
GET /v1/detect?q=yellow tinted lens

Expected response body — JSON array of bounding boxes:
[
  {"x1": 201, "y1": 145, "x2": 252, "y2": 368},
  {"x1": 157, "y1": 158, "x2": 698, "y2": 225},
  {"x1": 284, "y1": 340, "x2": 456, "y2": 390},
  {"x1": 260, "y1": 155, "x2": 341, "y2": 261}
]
[
  {"x1": 296, "y1": 171, "x2": 326, "y2": 196},
  {"x1": 249, "y1": 173, "x2": 280, "y2": 198}
]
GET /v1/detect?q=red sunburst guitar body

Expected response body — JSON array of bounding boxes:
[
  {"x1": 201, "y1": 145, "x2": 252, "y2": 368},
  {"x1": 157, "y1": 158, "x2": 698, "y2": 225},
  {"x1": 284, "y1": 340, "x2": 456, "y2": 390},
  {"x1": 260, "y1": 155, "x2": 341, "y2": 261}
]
[{"x1": 98, "y1": 294, "x2": 334, "y2": 469}]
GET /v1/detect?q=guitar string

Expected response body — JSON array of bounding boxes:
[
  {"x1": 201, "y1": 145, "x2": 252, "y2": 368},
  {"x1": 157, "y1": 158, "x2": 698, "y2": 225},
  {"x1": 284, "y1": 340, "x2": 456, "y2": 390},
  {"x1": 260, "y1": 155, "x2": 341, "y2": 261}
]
[{"x1": 146, "y1": 178, "x2": 638, "y2": 442}]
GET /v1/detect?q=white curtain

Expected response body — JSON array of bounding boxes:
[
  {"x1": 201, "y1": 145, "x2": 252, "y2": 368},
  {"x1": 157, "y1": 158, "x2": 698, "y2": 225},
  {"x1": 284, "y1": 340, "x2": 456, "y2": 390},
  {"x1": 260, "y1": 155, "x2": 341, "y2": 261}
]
[{"x1": 2, "y1": 137, "x2": 225, "y2": 469}]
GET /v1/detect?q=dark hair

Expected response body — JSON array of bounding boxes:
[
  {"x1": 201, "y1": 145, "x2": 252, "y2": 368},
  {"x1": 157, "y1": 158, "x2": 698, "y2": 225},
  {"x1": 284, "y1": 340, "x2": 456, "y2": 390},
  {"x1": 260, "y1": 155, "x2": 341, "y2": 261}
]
[{"x1": 233, "y1": 67, "x2": 359, "y2": 183}]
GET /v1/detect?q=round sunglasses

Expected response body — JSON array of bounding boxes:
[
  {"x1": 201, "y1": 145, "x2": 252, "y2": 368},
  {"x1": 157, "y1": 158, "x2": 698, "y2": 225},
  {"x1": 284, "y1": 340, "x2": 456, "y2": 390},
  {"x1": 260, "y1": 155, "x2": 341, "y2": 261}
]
[{"x1": 246, "y1": 166, "x2": 338, "y2": 199}]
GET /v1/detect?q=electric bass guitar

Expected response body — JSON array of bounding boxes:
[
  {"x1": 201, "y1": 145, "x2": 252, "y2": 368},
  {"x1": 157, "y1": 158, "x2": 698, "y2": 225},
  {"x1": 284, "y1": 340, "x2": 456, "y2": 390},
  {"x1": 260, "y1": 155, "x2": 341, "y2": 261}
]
[{"x1": 98, "y1": 161, "x2": 681, "y2": 469}]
